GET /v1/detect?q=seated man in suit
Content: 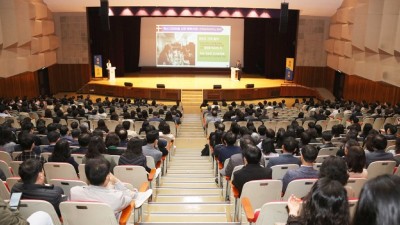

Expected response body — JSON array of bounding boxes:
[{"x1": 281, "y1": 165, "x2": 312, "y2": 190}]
[
  {"x1": 70, "y1": 157, "x2": 138, "y2": 216},
  {"x1": 218, "y1": 131, "x2": 241, "y2": 164},
  {"x1": 59, "y1": 125, "x2": 73, "y2": 143},
  {"x1": 267, "y1": 136, "x2": 301, "y2": 168},
  {"x1": 282, "y1": 145, "x2": 319, "y2": 193},
  {"x1": 382, "y1": 124, "x2": 397, "y2": 140},
  {"x1": 365, "y1": 134, "x2": 398, "y2": 167},
  {"x1": 41, "y1": 131, "x2": 60, "y2": 153},
  {"x1": 220, "y1": 134, "x2": 254, "y2": 177},
  {"x1": 69, "y1": 129, "x2": 81, "y2": 146},
  {"x1": 232, "y1": 144, "x2": 272, "y2": 197},
  {"x1": 148, "y1": 111, "x2": 163, "y2": 122},
  {"x1": 318, "y1": 130, "x2": 335, "y2": 150},
  {"x1": 11, "y1": 159, "x2": 65, "y2": 217},
  {"x1": 71, "y1": 133, "x2": 90, "y2": 154}
]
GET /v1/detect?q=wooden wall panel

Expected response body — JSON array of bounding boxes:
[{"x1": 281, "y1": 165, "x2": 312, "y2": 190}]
[
  {"x1": 293, "y1": 66, "x2": 335, "y2": 92},
  {"x1": 344, "y1": 75, "x2": 400, "y2": 104},
  {"x1": 203, "y1": 87, "x2": 280, "y2": 101},
  {"x1": 78, "y1": 84, "x2": 181, "y2": 101},
  {"x1": 0, "y1": 72, "x2": 39, "y2": 98},
  {"x1": 48, "y1": 64, "x2": 90, "y2": 93},
  {"x1": 280, "y1": 85, "x2": 318, "y2": 98}
]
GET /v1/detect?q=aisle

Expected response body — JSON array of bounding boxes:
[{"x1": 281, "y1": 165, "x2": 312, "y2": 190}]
[{"x1": 141, "y1": 114, "x2": 236, "y2": 224}]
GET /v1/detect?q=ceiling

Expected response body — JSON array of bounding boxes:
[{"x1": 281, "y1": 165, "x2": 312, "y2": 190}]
[{"x1": 44, "y1": 0, "x2": 343, "y2": 17}]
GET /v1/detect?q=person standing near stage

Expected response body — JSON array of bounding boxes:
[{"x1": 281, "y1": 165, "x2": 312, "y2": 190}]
[
  {"x1": 106, "y1": 59, "x2": 111, "y2": 79},
  {"x1": 236, "y1": 60, "x2": 242, "y2": 81}
]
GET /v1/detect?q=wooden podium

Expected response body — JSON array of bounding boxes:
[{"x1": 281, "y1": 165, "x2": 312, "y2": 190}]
[
  {"x1": 230, "y1": 67, "x2": 239, "y2": 81},
  {"x1": 108, "y1": 67, "x2": 116, "y2": 81}
]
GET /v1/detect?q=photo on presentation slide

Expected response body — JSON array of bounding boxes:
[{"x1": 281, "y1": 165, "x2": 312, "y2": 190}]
[{"x1": 156, "y1": 25, "x2": 230, "y2": 68}]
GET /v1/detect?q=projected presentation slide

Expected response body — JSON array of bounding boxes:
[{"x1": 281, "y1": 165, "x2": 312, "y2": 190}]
[{"x1": 156, "y1": 25, "x2": 231, "y2": 68}]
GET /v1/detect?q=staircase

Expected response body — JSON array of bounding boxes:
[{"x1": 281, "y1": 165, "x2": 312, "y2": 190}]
[
  {"x1": 181, "y1": 90, "x2": 203, "y2": 108},
  {"x1": 141, "y1": 114, "x2": 236, "y2": 224}
]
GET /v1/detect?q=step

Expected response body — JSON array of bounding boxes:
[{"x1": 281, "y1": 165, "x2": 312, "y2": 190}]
[
  {"x1": 168, "y1": 158, "x2": 212, "y2": 162},
  {"x1": 178, "y1": 132, "x2": 203, "y2": 135},
  {"x1": 181, "y1": 96, "x2": 202, "y2": 99},
  {"x1": 148, "y1": 203, "x2": 229, "y2": 214},
  {"x1": 179, "y1": 125, "x2": 202, "y2": 127},
  {"x1": 161, "y1": 173, "x2": 215, "y2": 178},
  {"x1": 144, "y1": 214, "x2": 229, "y2": 222},
  {"x1": 160, "y1": 182, "x2": 217, "y2": 188},
  {"x1": 169, "y1": 165, "x2": 211, "y2": 170},
  {"x1": 181, "y1": 101, "x2": 203, "y2": 104},
  {"x1": 182, "y1": 103, "x2": 202, "y2": 106},
  {"x1": 174, "y1": 150, "x2": 205, "y2": 154},
  {"x1": 172, "y1": 156, "x2": 207, "y2": 161},
  {"x1": 140, "y1": 223, "x2": 239, "y2": 225},
  {"x1": 174, "y1": 150, "x2": 204, "y2": 153},
  {"x1": 157, "y1": 188, "x2": 221, "y2": 196},
  {"x1": 172, "y1": 159, "x2": 210, "y2": 165},
  {"x1": 162, "y1": 175, "x2": 214, "y2": 183},
  {"x1": 182, "y1": 89, "x2": 203, "y2": 91},
  {"x1": 181, "y1": 93, "x2": 203, "y2": 96},
  {"x1": 177, "y1": 132, "x2": 204, "y2": 135},
  {"x1": 178, "y1": 128, "x2": 204, "y2": 132},
  {"x1": 168, "y1": 162, "x2": 211, "y2": 167},
  {"x1": 162, "y1": 176, "x2": 215, "y2": 183},
  {"x1": 178, "y1": 127, "x2": 203, "y2": 130},
  {"x1": 155, "y1": 195, "x2": 223, "y2": 203},
  {"x1": 180, "y1": 126, "x2": 202, "y2": 129},
  {"x1": 167, "y1": 169, "x2": 214, "y2": 174},
  {"x1": 180, "y1": 121, "x2": 203, "y2": 125},
  {"x1": 173, "y1": 152, "x2": 206, "y2": 155}
]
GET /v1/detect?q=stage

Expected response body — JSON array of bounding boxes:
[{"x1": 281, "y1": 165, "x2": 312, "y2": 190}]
[
  {"x1": 89, "y1": 73, "x2": 285, "y2": 90},
  {"x1": 77, "y1": 73, "x2": 315, "y2": 104}
]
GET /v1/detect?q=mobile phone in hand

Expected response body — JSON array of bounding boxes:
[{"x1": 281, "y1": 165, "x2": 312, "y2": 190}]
[{"x1": 9, "y1": 192, "x2": 22, "y2": 211}]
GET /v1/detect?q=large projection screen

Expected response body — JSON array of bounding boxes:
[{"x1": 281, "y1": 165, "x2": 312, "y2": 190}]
[{"x1": 139, "y1": 17, "x2": 244, "y2": 68}]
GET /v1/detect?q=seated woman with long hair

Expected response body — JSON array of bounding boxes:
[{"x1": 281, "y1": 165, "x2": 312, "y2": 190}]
[
  {"x1": 345, "y1": 146, "x2": 367, "y2": 179},
  {"x1": 287, "y1": 177, "x2": 350, "y2": 225},
  {"x1": 118, "y1": 137, "x2": 151, "y2": 173},
  {"x1": 352, "y1": 174, "x2": 400, "y2": 225},
  {"x1": 49, "y1": 139, "x2": 79, "y2": 174},
  {"x1": 260, "y1": 138, "x2": 279, "y2": 158},
  {"x1": 159, "y1": 122, "x2": 175, "y2": 141},
  {"x1": 105, "y1": 132, "x2": 123, "y2": 155},
  {"x1": 83, "y1": 136, "x2": 107, "y2": 162},
  {"x1": 96, "y1": 119, "x2": 109, "y2": 133}
]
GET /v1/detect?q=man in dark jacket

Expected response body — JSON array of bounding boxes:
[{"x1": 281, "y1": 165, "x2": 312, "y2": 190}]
[
  {"x1": 232, "y1": 144, "x2": 272, "y2": 197},
  {"x1": 11, "y1": 159, "x2": 64, "y2": 217}
]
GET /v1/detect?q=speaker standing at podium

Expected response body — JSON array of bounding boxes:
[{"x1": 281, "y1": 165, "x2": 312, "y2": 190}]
[
  {"x1": 236, "y1": 60, "x2": 242, "y2": 81},
  {"x1": 106, "y1": 59, "x2": 112, "y2": 79}
]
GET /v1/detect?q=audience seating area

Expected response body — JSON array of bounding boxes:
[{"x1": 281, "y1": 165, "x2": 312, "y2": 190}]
[{"x1": 0, "y1": 96, "x2": 400, "y2": 224}]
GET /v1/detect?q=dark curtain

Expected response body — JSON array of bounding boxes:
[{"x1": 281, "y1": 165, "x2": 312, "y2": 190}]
[
  {"x1": 244, "y1": 10, "x2": 299, "y2": 79},
  {"x1": 243, "y1": 19, "x2": 266, "y2": 75},
  {"x1": 87, "y1": 8, "x2": 141, "y2": 77}
]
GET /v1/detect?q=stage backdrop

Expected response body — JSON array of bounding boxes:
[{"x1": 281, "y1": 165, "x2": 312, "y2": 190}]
[{"x1": 87, "y1": 7, "x2": 298, "y2": 79}]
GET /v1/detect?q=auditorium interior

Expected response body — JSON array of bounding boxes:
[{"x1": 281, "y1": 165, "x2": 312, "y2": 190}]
[{"x1": 0, "y1": 0, "x2": 400, "y2": 224}]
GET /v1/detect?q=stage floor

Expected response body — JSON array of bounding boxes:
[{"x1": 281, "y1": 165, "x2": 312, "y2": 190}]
[{"x1": 89, "y1": 74, "x2": 285, "y2": 90}]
